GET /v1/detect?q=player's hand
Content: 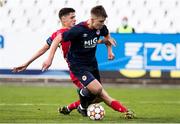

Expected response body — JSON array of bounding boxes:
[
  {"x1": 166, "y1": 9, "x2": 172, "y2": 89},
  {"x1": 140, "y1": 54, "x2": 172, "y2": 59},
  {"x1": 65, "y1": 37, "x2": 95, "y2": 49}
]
[
  {"x1": 108, "y1": 51, "x2": 115, "y2": 60},
  {"x1": 12, "y1": 64, "x2": 28, "y2": 73},
  {"x1": 42, "y1": 59, "x2": 52, "y2": 72}
]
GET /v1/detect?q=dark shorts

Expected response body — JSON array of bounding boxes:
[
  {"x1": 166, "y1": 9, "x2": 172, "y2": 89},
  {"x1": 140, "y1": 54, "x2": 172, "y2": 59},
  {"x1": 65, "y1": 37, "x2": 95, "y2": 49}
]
[{"x1": 70, "y1": 65, "x2": 101, "y2": 86}]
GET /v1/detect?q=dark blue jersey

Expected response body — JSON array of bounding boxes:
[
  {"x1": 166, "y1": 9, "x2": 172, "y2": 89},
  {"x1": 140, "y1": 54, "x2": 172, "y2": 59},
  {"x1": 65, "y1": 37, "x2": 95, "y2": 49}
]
[{"x1": 62, "y1": 21, "x2": 109, "y2": 68}]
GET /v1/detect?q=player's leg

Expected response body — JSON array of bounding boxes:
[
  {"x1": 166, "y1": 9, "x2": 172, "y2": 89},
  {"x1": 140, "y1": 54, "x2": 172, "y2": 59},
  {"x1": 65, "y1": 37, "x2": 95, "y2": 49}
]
[
  {"x1": 75, "y1": 67, "x2": 104, "y2": 116},
  {"x1": 100, "y1": 89, "x2": 128, "y2": 112},
  {"x1": 59, "y1": 79, "x2": 102, "y2": 116},
  {"x1": 70, "y1": 68, "x2": 102, "y2": 116},
  {"x1": 59, "y1": 65, "x2": 100, "y2": 116},
  {"x1": 100, "y1": 89, "x2": 135, "y2": 118},
  {"x1": 59, "y1": 75, "x2": 82, "y2": 115},
  {"x1": 76, "y1": 79, "x2": 102, "y2": 116},
  {"x1": 60, "y1": 68, "x2": 134, "y2": 118},
  {"x1": 68, "y1": 66, "x2": 107, "y2": 116},
  {"x1": 90, "y1": 88, "x2": 135, "y2": 119},
  {"x1": 88, "y1": 69, "x2": 135, "y2": 118},
  {"x1": 69, "y1": 71, "x2": 83, "y2": 89},
  {"x1": 59, "y1": 100, "x2": 80, "y2": 115}
]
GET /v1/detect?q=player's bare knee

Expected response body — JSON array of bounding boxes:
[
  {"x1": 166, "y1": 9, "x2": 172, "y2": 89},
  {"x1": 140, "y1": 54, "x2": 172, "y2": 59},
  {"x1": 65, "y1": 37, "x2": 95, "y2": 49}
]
[
  {"x1": 96, "y1": 86, "x2": 103, "y2": 95},
  {"x1": 87, "y1": 80, "x2": 102, "y2": 95},
  {"x1": 89, "y1": 86, "x2": 102, "y2": 95}
]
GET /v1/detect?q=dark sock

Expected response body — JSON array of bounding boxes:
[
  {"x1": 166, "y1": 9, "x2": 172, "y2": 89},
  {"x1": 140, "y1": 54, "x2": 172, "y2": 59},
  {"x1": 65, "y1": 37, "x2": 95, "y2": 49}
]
[{"x1": 78, "y1": 87, "x2": 96, "y2": 108}]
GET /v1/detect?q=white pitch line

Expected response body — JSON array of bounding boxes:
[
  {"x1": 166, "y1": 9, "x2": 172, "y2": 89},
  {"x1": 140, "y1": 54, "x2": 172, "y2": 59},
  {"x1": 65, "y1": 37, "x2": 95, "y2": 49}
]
[
  {"x1": 139, "y1": 101, "x2": 180, "y2": 104},
  {"x1": 0, "y1": 103, "x2": 59, "y2": 106},
  {"x1": 0, "y1": 101, "x2": 180, "y2": 106}
]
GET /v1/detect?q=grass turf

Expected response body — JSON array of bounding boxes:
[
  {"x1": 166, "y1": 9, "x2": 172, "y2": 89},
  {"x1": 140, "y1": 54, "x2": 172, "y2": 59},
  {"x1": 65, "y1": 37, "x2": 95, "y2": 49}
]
[{"x1": 0, "y1": 84, "x2": 180, "y2": 123}]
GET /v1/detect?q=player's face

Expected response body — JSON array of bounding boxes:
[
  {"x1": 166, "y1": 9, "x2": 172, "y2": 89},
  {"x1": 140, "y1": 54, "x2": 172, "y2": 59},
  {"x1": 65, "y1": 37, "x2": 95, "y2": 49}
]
[
  {"x1": 92, "y1": 16, "x2": 106, "y2": 30},
  {"x1": 62, "y1": 12, "x2": 76, "y2": 28}
]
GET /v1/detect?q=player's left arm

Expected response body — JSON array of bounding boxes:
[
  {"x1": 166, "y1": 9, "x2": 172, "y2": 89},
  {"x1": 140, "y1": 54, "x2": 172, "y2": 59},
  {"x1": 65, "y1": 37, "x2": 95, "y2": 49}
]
[
  {"x1": 104, "y1": 34, "x2": 115, "y2": 60},
  {"x1": 99, "y1": 25, "x2": 116, "y2": 60},
  {"x1": 98, "y1": 34, "x2": 116, "y2": 60},
  {"x1": 97, "y1": 34, "x2": 116, "y2": 47}
]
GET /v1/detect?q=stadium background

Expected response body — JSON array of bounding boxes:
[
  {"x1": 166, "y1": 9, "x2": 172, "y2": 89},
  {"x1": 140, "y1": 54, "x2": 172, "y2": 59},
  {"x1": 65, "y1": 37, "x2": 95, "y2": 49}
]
[
  {"x1": 0, "y1": 0, "x2": 180, "y2": 123},
  {"x1": 0, "y1": 0, "x2": 180, "y2": 83}
]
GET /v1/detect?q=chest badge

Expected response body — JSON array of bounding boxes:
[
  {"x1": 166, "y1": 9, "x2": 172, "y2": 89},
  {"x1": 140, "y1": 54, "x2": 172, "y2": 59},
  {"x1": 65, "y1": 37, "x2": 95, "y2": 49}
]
[
  {"x1": 82, "y1": 75, "x2": 87, "y2": 81},
  {"x1": 96, "y1": 30, "x2": 100, "y2": 35}
]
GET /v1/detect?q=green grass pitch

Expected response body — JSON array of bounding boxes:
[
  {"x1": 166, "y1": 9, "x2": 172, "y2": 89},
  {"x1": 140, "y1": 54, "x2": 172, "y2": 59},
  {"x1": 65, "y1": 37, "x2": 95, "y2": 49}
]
[{"x1": 0, "y1": 83, "x2": 180, "y2": 123}]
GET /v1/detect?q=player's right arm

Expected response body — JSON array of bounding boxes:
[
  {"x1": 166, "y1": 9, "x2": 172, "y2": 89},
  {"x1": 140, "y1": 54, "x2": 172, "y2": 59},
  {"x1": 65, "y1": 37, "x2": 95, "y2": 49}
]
[
  {"x1": 12, "y1": 44, "x2": 50, "y2": 73},
  {"x1": 42, "y1": 34, "x2": 62, "y2": 71}
]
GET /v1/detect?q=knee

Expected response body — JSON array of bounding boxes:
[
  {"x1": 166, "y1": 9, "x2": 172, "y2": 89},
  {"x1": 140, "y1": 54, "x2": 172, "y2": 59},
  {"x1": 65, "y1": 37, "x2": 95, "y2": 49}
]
[
  {"x1": 94, "y1": 85, "x2": 102, "y2": 95},
  {"x1": 87, "y1": 80, "x2": 103, "y2": 95},
  {"x1": 98, "y1": 86, "x2": 103, "y2": 94}
]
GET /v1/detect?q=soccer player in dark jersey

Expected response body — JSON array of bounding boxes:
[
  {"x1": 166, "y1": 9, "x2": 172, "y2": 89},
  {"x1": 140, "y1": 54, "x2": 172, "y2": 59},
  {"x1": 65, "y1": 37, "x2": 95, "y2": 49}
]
[
  {"x1": 42, "y1": 5, "x2": 134, "y2": 119},
  {"x1": 12, "y1": 7, "x2": 127, "y2": 117}
]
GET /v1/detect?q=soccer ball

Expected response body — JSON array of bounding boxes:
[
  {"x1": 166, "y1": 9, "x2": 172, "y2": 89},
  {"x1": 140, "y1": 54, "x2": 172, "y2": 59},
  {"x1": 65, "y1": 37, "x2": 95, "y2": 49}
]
[{"x1": 87, "y1": 104, "x2": 105, "y2": 120}]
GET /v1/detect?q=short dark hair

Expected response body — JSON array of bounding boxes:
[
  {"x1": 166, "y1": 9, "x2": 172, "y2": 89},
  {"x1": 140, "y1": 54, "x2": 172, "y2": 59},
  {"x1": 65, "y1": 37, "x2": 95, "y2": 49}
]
[
  {"x1": 91, "y1": 5, "x2": 107, "y2": 18},
  {"x1": 58, "y1": 7, "x2": 75, "y2": 19}
]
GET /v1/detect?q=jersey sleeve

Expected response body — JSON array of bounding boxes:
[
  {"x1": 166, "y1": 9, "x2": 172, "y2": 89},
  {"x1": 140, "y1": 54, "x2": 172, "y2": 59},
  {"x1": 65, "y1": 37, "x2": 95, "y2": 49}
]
[
  {"x1": 46, "y1": 32, "x2": 57, "y2": 46},
  {"x1": 62, "y1": 26, "x2": 80, "y2": 42},
  {"x1": 46, "y1": 37, "x2": 52, "y2": 46},
  {"x1": 100, "y1": 25, "x2": 109, "y2": 36}
]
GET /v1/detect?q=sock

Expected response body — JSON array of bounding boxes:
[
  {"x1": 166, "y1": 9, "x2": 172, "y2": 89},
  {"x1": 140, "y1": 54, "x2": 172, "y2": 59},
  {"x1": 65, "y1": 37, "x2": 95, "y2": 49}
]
[
  {"x1": 110, "y1": 100, "x2": 128, "y2": 113},
  {"x1": 79, "y1": 87, "x2": 90, "y2": 108},
  {"x1": 67, "y1": 100, "x2": 80, "y2": 111},
  {"x1": 79, "y1": 87, "x2": 95, "y2": 108}
]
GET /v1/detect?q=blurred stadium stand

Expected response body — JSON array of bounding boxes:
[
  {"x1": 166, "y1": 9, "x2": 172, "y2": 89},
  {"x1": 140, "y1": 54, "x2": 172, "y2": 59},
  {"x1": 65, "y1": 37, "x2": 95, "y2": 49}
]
[{"x1": 0, "y1": 0, "x2": 180, "y2": 33}]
